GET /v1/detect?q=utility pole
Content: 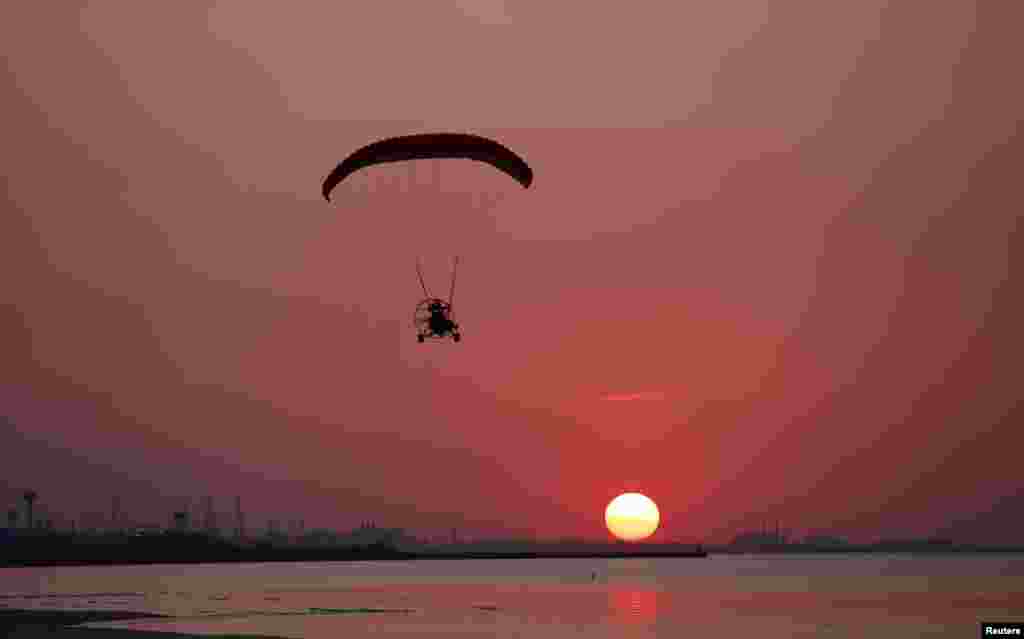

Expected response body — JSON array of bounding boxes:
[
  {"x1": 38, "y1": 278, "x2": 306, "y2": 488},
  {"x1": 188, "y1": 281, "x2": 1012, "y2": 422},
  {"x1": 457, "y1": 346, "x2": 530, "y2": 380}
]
[
  {"x1": 111, "y1": 496, "x2": 120, "y2": 533},
  {"x1": 235, "y1": 496, "x2": 244, "y2": 541}
]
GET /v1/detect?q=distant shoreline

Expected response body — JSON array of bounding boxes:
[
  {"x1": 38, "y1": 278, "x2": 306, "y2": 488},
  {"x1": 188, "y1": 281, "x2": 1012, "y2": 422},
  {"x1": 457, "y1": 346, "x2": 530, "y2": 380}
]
[
  {"x1": 706, "y1": 546, "x2": 1024, "y2": 555},
  {"x1": 8, "y1": 547, "x2": 1024, "y2": 569},
  {"x1": 0, "y1": 549, "x2": 708, "y2": 569},
  {"x1": 6, "y1": 532, "x2": 1024, "y2": 569},
  {"x1": 392, "y1": 550, "x2": 709, "y2": 561},
  {"x1": 1, "y1": 532, "x2": 714, "y2": 568}
]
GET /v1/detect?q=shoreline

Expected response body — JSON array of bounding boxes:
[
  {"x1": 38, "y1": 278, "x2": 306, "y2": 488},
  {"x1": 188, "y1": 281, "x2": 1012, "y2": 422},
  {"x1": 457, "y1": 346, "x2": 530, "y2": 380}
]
[
  {"x1": 0, "y1": 549, "x2": 708, "y2": 569},
  {"x1": 0, "y1": 608, "x2": 287, "y2": 639},
  {"x1": 7, "y1": 547, "x2": 1024, "y2": 569}
]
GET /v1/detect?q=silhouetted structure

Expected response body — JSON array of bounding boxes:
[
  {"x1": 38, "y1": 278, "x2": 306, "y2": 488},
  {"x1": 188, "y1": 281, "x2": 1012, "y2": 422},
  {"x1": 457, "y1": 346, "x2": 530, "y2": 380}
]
[
  {"x1": 337, "y1": 525, "x2": 413, "y2": 549},
  {"x1": 111, "y1": 496, "x2": 120, "y2": 534},
  {"x1": 202, "y1": 496, "x2": 216, "y2": 536},
  {"x1": 876, "y1": 536, "x2": 955, "y2": 550},
  {"x1": 22, "y1": 491, "x2": 37, "y2": 532},
  {"x1": 234, "y1": 496, "x2": 244, "y2": 540},
  {"x1": 729, "y1": 521, "x2": 790, "y2": 550},
  {"x1": 6, "y1": 508, "x2": 16, "y2": 530},
  {"x1": 803, "y1": 534, "x2": 849, "y2": 547},
  {"x1": 172, "y1": 511, "x2": 188, "y2": 534}
]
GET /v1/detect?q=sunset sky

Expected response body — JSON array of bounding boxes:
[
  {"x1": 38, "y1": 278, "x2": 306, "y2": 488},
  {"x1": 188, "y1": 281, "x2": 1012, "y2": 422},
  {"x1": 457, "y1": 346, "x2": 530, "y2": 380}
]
[{"x1": 2, "y1": 2, "x2": 1021, "y2": 544}]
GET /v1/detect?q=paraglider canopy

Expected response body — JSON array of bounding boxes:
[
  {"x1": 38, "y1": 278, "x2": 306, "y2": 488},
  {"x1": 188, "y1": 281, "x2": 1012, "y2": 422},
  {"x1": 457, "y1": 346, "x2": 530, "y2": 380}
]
[{"x1": 322, "y1": 133, "x2": 533, "y2": 201}]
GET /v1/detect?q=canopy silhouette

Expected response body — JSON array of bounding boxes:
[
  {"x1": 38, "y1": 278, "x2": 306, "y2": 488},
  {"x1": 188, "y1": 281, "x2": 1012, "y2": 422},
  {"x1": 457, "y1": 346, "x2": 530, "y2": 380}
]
[{"x1": 322, "y1": 133, "x2": 533, "y2": 201}]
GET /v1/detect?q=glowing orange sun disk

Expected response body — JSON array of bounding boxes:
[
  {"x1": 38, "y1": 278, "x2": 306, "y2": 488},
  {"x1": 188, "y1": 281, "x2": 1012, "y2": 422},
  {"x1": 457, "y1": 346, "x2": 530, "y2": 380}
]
[{"x1": 605, "y1": 492, "x2": 660, "y2": 542}]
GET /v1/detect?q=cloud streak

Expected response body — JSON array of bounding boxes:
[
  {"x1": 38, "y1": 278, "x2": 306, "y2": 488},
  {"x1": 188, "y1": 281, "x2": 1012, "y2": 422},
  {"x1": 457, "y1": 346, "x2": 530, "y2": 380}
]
[{"x1": 601, "y1": 391, "x2": 667, "y2": 402}]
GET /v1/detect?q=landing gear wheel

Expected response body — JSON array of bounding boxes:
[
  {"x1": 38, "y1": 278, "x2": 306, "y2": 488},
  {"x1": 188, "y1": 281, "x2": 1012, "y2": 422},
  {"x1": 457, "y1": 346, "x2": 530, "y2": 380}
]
[
  {"x1": 417, "y1": 334, "x2": 425, "y2": 343},
  {"x1": 453, "y1": 333, "x2": 461, "y2": 343}
]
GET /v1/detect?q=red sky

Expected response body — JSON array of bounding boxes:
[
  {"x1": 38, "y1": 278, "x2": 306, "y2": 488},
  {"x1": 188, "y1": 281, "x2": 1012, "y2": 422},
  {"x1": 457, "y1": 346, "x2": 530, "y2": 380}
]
[{"x1": 2, "y1": 2, "x2": 1022, "y2": 544}]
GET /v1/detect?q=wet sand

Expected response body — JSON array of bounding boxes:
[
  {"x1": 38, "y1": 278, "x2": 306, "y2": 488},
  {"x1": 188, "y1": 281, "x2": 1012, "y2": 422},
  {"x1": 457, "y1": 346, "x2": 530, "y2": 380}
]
[{"x1": 1, "y1": 609, "x2": 287, "y2": 639}]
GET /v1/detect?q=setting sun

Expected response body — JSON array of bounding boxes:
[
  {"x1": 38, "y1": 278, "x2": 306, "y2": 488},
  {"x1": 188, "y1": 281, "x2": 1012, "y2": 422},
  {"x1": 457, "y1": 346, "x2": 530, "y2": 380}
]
[{"x1": 605, "y1": 492, "x2": 660, "y2": 542}]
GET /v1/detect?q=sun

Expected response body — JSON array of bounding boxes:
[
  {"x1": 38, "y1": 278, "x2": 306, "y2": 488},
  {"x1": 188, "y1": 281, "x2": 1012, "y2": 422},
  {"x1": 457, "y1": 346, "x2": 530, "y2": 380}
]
[{"x1": 605, "y1": 492, "x2": 660, "y2": 542}]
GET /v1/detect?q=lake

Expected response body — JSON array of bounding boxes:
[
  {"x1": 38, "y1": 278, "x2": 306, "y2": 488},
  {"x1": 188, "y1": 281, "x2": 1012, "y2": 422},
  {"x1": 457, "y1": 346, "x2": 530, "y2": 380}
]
[{"x1": 2, "y1": 554, "x2": 1023, "y2": 637}]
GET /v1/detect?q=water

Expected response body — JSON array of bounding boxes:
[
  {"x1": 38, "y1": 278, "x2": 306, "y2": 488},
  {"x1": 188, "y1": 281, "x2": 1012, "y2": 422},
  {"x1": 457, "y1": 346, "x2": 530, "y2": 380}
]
[{"x1": 2, "y1": 555, "x2": 1023, "y2": 637}]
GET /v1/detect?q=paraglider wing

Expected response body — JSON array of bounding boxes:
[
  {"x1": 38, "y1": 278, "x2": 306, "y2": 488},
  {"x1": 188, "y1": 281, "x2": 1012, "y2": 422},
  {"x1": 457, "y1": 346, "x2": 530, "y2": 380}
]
[{"x1": 322, "y1": 133, "x2": 533, "y2": 201}]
